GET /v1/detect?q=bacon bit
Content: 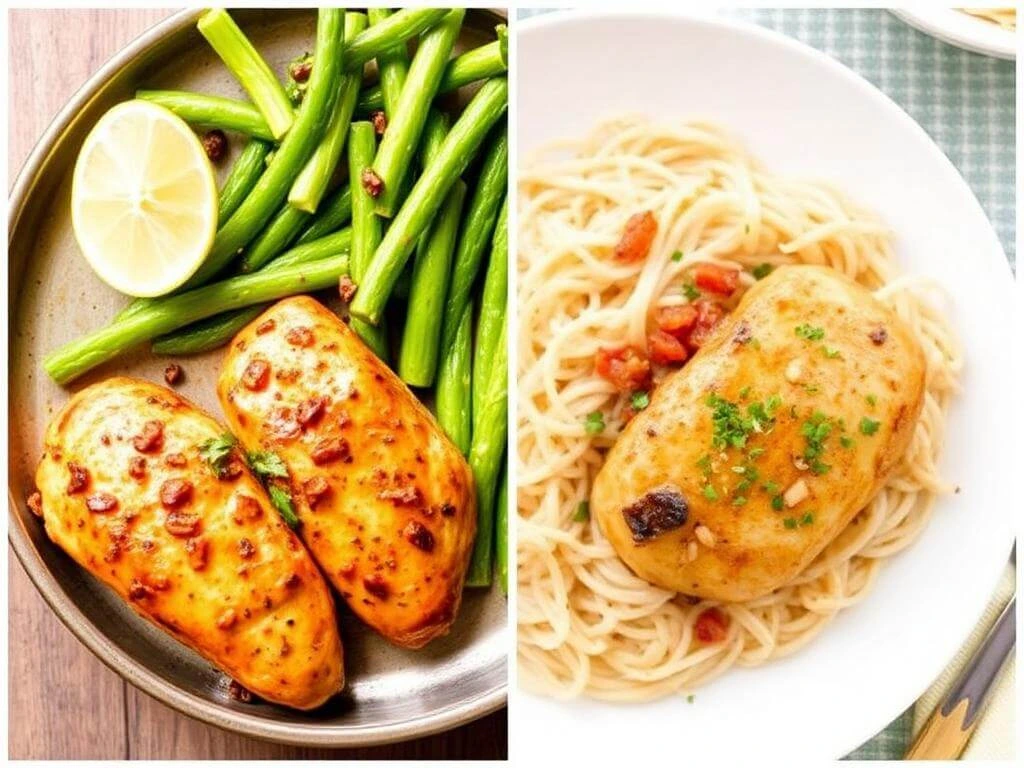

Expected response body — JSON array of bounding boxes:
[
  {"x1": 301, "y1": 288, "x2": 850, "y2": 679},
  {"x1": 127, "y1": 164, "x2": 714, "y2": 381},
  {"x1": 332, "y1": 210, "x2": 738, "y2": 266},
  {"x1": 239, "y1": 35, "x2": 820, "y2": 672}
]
[
  {"x1": 311, "y1": 437, "x2": 351, "y2": 465},
  {"x1": 267, "y1": 406, "x2": 301, "y2": 439},
  {"x1": 363, "y1": 574, "x2": 389, "y2": 600},
  {"x1": 687, "y1": 299, "x2": 725, "y2": 349},
  {"x1": 656, "y1": 304, "x2": 699, "y2": 336},
  {"x1": 361, "y1": 168, "x2": 384, "y2": 198},
  {"x1": 128, "y1": 579, "x2": 153, "y2": 601},
  {"x1": 403, "y1": 520, "x2": 435, "y2": 552},
  {"x1": 285, "y1": 326, "x2": 315, "y2": 347},
  {"x1": 440, "y1": 502, "x2": 456, "y2": 518},
  {"x1": 235, "y1": 495, "x2": 263, "y2": 522},
  {"x1": 338, "y1": 275, "x2": 358, "y2": 303},
  {"x1": 594, "y1": 346, "x2": 651, "y2": 392},
  {"x1": 165, "y1": 510, "x2": 200, "y2": 537},
  {"x1": 256, "y1": 319, "x2": 276, "y2": 335},
  {"x1": 285, "y1": 572, "x2": 302, "y2": 589},
  {"x1": 67, "y1": 462, "x2": 90, "y2": 494},
  {"x1": 379, "y1": 486, "x2": 423, "y2": 507},
  {"x1": 242, "y1": 358, "x2": 270, "y2": 391},
  {"x1": 86, "y1": 493, "x2": 118, "y2": 513},
  {"x1": 149, "y1": 575, "x2": 170, "y2": 591},
  {"x1": 164, "y1": 453, "x2": 187, "y2": 468},
  {"x1": 163, "y1": 363, "x2": 184, "y2": 386},
  {"x1": 695, "y1": 607, "x2": 730, "y2": 644},
  {"x1": 185, "y1": 537, "x2": 209, "y2": 571},
  {"x1": 128, "y1": 457, "x2": 147, "y2": 479},
  {"x1": 296, "y1": 395, "x2": 328, "y2": 426},
  {"x1": 221, "y1": 459, "x2": 244, "y2": 480},
  {"x1": 614, "y1": 211, "x2": 657, "y2": 262},
  {"x1": 648, "y1": 330, "x2": 689, "y2": 365},
  {"x1": 27, "y1": 491, "x2": 43, "y2": 518},
  {"x1": 100, "y1": 434, "x2": 111, "y2": 446},
  {"x1": 237, "y1": 538, "x2": 255, "y2": 559},
  {"x1": 869, "y1": 326, "x2": 888, "y2": 345},
  {"x1": 338, "y1": 561, "x2": 357, "y2": 579},
  {"x1": 228, "y1": 680, "x2": 253, "y2": 703},
  {"x1": 104, "y1": 542, "x2": 121, "y2": 563},
  {"x1": 133, "y1": 420, "x2": 165, "y2": 453},
  {"x1": 160, "y1": 479, "x2": 193, "y2": 509},
  {"x1": 303, "y1": 476, "x2": 330, "y2": 508},
  {"x1": 692, "y1": 263, "x2": 740, "y2": 295},
  {"x1": 370, "y1": 110, "x2": 387, "y2": 135},
  {"x1": 217, "y1": 609, "x2": 238, "y2": 630}
]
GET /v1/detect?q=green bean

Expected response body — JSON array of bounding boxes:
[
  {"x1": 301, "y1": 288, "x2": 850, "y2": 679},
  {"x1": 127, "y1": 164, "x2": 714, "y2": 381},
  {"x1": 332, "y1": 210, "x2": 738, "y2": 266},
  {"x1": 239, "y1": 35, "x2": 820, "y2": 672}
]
[
  {"x1": 436, "y1": 302, "x2": 473, "y2": 455},
  {"x1": 186, "y1": 9, "x2": 346, "y2": 289},
  {"x1": 466, "y1": 317, "x2": 507, "y2": 587},
  {"x1": 472, "y1": 199, "x2": 508, "y2": 418},
  {"x1": 289, "y1": 12, "x2": 368, "y2": 213},
  {"x1": 152, "y1": 305, "x2": 266, "y2": 356},
  {"x1": 356, "y1": 31, "x2": 508, "y2": 114},
  {"x1": 347, "y1": 121, "x2": 389, "y2": 359},
  {"x1": 366, "y1": 8, "x2": 409, "y2": 118},
  {"x1": 350, "y1": 77, "x2": 508, "y2": 325},
  {"x1": 495, "y1": 469, "x2": 508, "y2": 594},
  {"x1": 44, "y1": 254, "x2": 350, "y2": 385},
  {"x1": 137, "y1": 90, "x2": 274, "y2": 140},
  {"x1": 343, "y1": 8, "x2": 448, "y2": 72},
  {"x1": 441, "y1": 125, "x2": 507, "y2": 353},
  {"x1": 371, "y1": 9, "x2": 464, "y2": 217},
  {"x1": 295, "y1": 186, "x2": 353, "y2": 245},
  {"x1": 218, "y1": 139, "x2": 273, "y2": 223},
  {"x1": 242, "y1": 204, "x2": 311, "y2": 273},
  {"x1": 197, "y1": 9, "x2": 294, "y2": 139}
]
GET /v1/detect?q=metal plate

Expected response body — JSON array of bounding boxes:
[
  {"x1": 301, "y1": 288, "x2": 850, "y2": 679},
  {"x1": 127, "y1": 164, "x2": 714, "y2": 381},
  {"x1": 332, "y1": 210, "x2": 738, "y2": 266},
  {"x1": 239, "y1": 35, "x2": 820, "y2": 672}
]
[{"x1": 8, "y1": 8, "x2": 507, "y2": 747}]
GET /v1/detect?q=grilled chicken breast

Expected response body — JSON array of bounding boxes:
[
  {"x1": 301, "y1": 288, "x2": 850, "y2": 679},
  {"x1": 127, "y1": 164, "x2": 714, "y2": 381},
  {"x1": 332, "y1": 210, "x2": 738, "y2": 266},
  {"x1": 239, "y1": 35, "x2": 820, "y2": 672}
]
[
  {"x1": 217, "y1": 296, "x2": 476, "y2": 648},
  {"x1": 593, "y1": 265, "x2": 926, "y2": 601},
  {"x1": 34, "y1": 377, "x2": 344, "y2": 710}
]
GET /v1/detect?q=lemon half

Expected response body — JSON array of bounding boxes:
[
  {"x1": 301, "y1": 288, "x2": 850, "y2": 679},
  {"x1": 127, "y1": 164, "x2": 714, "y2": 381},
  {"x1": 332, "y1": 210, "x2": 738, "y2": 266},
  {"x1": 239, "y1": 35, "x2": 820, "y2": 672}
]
[{"x1": 71, "y1": 100, "x2": 218, "y2": 297}]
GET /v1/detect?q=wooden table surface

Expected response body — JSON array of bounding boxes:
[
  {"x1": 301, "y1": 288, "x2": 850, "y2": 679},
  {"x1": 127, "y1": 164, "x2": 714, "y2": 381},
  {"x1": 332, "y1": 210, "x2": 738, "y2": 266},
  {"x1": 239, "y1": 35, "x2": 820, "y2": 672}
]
[{"x1": 7, "y1": 9, "x2": 507, "y2": 760}]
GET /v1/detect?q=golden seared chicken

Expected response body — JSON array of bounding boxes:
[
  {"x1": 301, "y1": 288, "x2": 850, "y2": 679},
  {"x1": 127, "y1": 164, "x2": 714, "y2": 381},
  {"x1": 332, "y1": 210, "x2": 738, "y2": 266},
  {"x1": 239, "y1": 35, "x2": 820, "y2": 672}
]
[
  {"x1": 217, "y1": 296, "x2": 476, "y2": 649},
  {"x1": 34, "y1": 378, "x2": 343, "y2": 710},
  {"x1": 593, "y1": 265, "x2": 926, "y2": 602}
]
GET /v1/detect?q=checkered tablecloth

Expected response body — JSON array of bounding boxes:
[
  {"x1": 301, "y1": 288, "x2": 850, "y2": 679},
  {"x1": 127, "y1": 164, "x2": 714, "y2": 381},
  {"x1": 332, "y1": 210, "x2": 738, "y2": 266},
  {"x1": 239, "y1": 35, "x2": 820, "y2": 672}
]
[{"x1": 518, "y1": 8, "x2": 1016, "y2": 759}]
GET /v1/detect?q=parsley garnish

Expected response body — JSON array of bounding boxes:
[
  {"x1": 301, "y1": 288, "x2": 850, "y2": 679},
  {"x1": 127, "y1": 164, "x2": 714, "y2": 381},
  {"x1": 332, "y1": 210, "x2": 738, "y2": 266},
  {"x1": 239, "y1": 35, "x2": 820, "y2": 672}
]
[
  {"x1": 762, "y1": 480, "x2": 780, "y2": 495},
  {"x1": 732, "y1": 495, "x2": 748, "y2": 507},
  {"x1": 860, "y1": 417, "x2": 881, "y2": 436},
  {"x1": 783, "y1": 517, "x2": 797, "y2": 529},
  {"x1": 696, "y1": 454, "x2": 713, "y2": 475},
  {"x1": 705, "y1": 392, "x2": 782, "y2": 450},
  {"x1": 584, "y1": 411, "x2": 605, "y2": 435},
  {"x1": 840, "y1": 435, "x2": 855, "y2": 449},
  {"x1": 801, "y1": 512, "x2": 815, "y2": 526},
  {"x1": 795, "y1": 324, "x2": 825, "y2": 341},
  {"x1": 803, "y1": 384, "x2": 819, "y2": 394},
  {"x1": 687, "y1": 694, "x2": 696, "y2": 704},
  {"x1": 199, "y1": 433, "x2": 236, "y2": 478},
  {"x1": 739, "y1": 386, "x2": 751, "y2": 400},
  {"x1": 683, "y1": 282, "x2": 701, "y2": 301},
  {"x1": 752, "y1": 263, "x2": 774, "y2": 280},
  {"x1": 702, "y1": 484, "x2": 719, "y2": 501},
  {"x1": 573, "y1": 501, "x2": 590, "y2": 522},
  {"x1": 748, "y1": 447, "x2": 766, "y2": 460},
  {"x1": 630, "y1": 391, "x2": 650, "y2": 411},
  {"x1": 866, "y1": 394, "x2": 877, "y2": 406},
  {"x1": 801, "y1": 411, "x2": 834, "y2": 475},
  {"x1": 822, "y1": 346, "x2": 842, "y2": 359},
  {"x1": 268, "y1": 484, "x2": 299, "y2": 528},
  {"x1": 771, "y1": 495, "x2": 784, "y2": 511},
  {"x1": 671, "y1": 250, "x2": 684, "y2": 262},
  {"x1": 247, "y1": 450, "x2": 289, "y2": 480}
]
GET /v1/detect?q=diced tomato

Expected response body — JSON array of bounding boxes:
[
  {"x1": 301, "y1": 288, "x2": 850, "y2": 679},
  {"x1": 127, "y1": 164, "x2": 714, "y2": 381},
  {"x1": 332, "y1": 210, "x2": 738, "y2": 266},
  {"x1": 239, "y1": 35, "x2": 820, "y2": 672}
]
[
  {"x1": 656, "y1": 304, "x2": 699, "y2": 337},
  {"x1": 687, "y1": 299, "x2": 725, "y2": 349},
  {"x1": 594, "y1": 346, "x2": 651, "y2": 391},
  {"x1": 692, "y1": 263, "x2": 740, "y2": 296},
  {"x1": 648, "y1": 330, "x2": 689, "y2": 366},
  {"x1": 694, "y1": 607, "x2": 729, "y2": 644},
  {"x1": 615, "y1": 211, "x2": 658, "y2": 262}
]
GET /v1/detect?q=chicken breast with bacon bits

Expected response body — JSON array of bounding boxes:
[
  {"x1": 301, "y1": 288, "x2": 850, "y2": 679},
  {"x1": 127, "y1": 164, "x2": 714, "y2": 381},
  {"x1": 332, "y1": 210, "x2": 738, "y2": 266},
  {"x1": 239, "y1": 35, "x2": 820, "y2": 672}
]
[
  {"x1": 34, "y1": 377, "x2": 344, "y2": 709},
  {"x1": 593, "y1": 265, "x2": 926, "y2": 602},
  {"x1": 217, "y1": 296, "x2": 476, "y2": 649}
]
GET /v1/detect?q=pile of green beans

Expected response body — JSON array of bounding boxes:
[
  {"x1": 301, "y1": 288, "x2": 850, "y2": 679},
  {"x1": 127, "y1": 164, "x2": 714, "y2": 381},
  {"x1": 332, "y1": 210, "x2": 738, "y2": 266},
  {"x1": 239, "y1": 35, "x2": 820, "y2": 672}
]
[{"x1": 46, "y1": 7, "x2": 510, "y2": 589}]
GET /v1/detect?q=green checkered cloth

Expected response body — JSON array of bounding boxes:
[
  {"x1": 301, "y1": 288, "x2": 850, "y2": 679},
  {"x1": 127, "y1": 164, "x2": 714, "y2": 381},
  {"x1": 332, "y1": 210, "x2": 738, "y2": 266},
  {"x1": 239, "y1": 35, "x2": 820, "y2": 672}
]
[{"x1": 519, "y1": 7, "x2": 1016, "y2": 759}]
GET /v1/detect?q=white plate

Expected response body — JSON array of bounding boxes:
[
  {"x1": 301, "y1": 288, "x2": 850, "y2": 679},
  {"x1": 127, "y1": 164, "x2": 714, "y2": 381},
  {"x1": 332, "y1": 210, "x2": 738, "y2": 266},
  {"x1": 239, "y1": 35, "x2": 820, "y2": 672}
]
[
  {"x1": 891, "y1": 6, "x2": 1016, "y2": 60},
  {"x1": 514, "y1": 11, "x2": 1015, "y2": 762}
]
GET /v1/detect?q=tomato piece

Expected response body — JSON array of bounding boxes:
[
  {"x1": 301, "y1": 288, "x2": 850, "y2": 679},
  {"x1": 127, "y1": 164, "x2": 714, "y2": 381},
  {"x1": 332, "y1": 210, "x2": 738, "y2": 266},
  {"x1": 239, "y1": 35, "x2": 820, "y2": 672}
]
[
  {"x1": 648, "y1": 330, "x2": 689, "y2": 366},
  {"x1": 692, "y1": 263, "x2": 740, "y2": 295},
  {"x1": 694, "y1": 607, "x2": 729, "y2": 644},
  {"x1": 594, "y1": 347, "x2": 651, "y2": 391},
  {"x1": 615, "y1": 211, "x2": 658, "y2": 262},
  {"x1": 686, "y1": 299, "x2": 725, "y2": 349},
  {"x1": 656, "y1": 304, "x2": 698, "y2": 336}
]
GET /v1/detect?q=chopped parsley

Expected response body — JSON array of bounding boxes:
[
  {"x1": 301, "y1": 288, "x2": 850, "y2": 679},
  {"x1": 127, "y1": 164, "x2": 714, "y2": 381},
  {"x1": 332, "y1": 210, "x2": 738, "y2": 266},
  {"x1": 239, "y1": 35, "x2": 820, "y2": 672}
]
[
  {"x1": 801, "y1": 411, "x2": 834, "y2": 475},
  {"x1": 671, "y1": 249, "x2": 684, "y2": 262},
  {"x1": 840, "y1": 435, "x2": 855, "y2": 449},
  {"x1": 748, "y1": 447, "x2": 766, "y2": 460},
  {"x1": 783, "y1": 513, "x2": 815, "y2": 530},
  {"x1": 803, "y1": 384, "x2": 819, "y2": 394},
  {"x1": 702, "y1": 484, "x2": 719, "y2": 501},
  {"x1": 705, "y1": 392, "x2": 783, "y2": 451},
  {"x1": 752, "y1": 263, "x2": 774, "y2": 280},
  {"x1": 822, "y1": 346, "x2": 842, "y2": 359},
  {"x1": 630, "y1": 391, "x2": 650, "y2": 411},
  {"x1": 683, "y1": 282, "x2": 701, "y2": 301},
  {"x1": 687, "y1": 694, "x2": 696, "y2": 704},
  {"x1": 783, "y1": 517, "x2": 797, "y2": 529},
  {"x1": 732, "y1": 495, "x2": 748, "y2": 507},
  {"x1": 795, "y1": 324, "x2": 825, "y2": 341},
  {"x1": 801, "y1": 512, "x2": 815, "y2": 526},
  {"x1": 584, "y1": 411, "x2": 605, "y2": 435},
  {"x1": 268, "y1": 484, "x2": 300, "y2": 528},
  {"x1": 738, "y1": 385, "x2": 751, "y2": 400},
  {"x1": 762, "y1": 480, "x2": 781, "y2": 495},
  {"x1": 199, "y1": 433, "x2": 236, "y2": 478},
  {"x1": 696, "y1": 454, "x2": 713, "y2": 475},
  {"x1": 866, "y1": 394, "x2": 877, "y2": 406},
  {"x1": 573, "y1": 501, "x2": 590, "y2": 522},
  {"x1": 771, "y1": 495, "x2": 784, "y2": 511},
  {"x1": 860, "y1": 417, "x2": 881, "y2": 436},
  {"x1": 246, "y1": 450, "x2": 289, "y2": 481}
]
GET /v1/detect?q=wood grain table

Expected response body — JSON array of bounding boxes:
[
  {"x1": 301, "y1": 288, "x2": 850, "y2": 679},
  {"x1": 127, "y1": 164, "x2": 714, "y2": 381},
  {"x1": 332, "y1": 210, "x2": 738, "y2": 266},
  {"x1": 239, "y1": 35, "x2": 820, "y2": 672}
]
[{"x1": 7, "y1": 9, "x2": 507, "y2": 760}]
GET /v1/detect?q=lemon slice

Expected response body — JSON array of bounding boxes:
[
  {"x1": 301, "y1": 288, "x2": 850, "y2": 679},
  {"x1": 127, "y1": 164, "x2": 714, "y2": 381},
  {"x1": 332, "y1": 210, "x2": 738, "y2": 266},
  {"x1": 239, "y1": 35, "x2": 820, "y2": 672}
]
[{"x1": 71, "y1": 100, "x2": 218, "y2": 297}]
